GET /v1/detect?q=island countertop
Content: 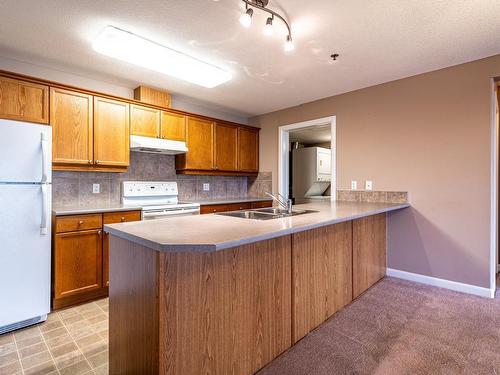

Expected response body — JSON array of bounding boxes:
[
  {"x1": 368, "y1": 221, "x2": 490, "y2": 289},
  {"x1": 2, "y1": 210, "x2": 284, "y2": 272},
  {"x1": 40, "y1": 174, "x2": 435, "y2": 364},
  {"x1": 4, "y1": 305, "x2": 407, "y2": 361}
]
[{"x1": 104, "y1": 201, "x2": 409, "y2": 253}]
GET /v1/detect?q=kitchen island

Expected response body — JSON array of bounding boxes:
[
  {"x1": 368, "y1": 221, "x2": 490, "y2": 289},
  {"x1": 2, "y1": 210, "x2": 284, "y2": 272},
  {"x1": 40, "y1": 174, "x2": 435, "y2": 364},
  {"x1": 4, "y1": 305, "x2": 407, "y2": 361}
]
[{"x1": 105, "y1": 201, "x2": 409, "y2": 375}]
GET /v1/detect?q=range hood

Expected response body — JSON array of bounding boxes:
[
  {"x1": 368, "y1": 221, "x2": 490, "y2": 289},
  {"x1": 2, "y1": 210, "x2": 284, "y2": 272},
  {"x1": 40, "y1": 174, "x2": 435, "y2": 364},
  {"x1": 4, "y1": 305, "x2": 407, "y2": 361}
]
[{"x1": 130, "y1": 135, "x2": 188, "y2": 155}]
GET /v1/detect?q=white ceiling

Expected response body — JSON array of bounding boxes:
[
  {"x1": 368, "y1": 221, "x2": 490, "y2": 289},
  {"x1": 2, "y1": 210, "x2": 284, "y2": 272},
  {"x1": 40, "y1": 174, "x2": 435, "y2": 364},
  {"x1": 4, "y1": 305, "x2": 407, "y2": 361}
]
[
  {"x1": 290, "y1": 125, "x2": 331, "y2": 144},
  {"x1": 1, "y1": 0, "x2": 500, "y2": 118}
]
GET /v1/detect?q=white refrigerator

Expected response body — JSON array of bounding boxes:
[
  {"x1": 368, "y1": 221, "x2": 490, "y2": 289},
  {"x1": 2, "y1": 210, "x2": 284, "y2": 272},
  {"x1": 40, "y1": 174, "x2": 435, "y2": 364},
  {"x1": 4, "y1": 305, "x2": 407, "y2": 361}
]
[{"x1": 0, "y1": 119, "x2": 52, "y2": 334}]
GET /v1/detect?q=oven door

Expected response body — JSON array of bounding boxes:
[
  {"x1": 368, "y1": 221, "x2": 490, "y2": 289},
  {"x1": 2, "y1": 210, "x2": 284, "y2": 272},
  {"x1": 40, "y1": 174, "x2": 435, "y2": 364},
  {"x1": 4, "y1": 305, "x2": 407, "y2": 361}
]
[{"x1": 142, "y1": 207, "x2": 200, "y2": 220}]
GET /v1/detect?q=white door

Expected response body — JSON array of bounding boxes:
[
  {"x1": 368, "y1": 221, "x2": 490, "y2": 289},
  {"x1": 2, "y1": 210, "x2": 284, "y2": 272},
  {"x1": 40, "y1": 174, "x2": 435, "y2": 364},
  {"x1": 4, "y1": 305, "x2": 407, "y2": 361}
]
[
  {"x1": 317, "y1": 148, "x2": 331, "y2": 176},
  {"x1": 0, "y1": 120, "x2": 52, "y2": 183},
  {"x1": 0, "y1": 184, "x2": 51, "y2": 327}
]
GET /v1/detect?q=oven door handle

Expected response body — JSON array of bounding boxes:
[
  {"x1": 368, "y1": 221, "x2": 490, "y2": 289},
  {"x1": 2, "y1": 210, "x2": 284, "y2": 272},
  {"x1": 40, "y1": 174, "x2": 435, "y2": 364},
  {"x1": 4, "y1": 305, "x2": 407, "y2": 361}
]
[{"x1": 142, "y1": 208, "x2": 200, "y2": 219}]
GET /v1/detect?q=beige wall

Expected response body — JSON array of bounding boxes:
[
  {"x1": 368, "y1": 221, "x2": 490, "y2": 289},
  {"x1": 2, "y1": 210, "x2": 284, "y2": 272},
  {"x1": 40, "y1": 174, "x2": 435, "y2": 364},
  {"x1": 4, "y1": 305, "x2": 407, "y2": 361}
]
[{"x1": 251, "y1": 54, "x2": 500, "y2": 289}]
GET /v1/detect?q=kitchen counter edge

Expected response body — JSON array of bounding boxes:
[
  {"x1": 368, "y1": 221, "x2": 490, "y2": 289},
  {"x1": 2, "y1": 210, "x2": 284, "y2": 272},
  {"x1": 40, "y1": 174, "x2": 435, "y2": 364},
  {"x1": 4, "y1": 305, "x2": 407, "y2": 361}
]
[{"x1": 104, "y1": 202, "x2": 410, "y2": 253}]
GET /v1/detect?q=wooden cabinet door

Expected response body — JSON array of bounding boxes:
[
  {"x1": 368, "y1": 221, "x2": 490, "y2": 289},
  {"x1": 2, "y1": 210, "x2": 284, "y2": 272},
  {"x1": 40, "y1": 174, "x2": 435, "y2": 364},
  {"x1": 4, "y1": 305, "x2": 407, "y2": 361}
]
[
  {"x1": 0, "y1": 76, "x2": 49, "y2": 124},
  {"x1": 353, "y1": 213, "x2": 387, "y2": 298},
  {"x1": 130, "y1": 104, "x2": 160, "y2": 138},
  {"x1": 214, "y1": 123, "x2": 238, "y2": 171},
  {"x1": 184, "y1": 117, "x2": 214, "y2": 170},
  {"x1": 102, "y1": 211, "x2": 141, "y2": 287},
  {"x1": 238, "y1": 127, "x2": 259, "y2": 172},
  {"x1": 94, "y1": 97, "x2": 130, "y2": 167},
  {"x1": 160, "y1": 111, "x2": 186, "y2": 141},
  {"x1": 54, "y1": 229, "x2": 103, "y2": 299},
  {"x1": 51, "y1": 88, "x2": 93, "y2": 165}
]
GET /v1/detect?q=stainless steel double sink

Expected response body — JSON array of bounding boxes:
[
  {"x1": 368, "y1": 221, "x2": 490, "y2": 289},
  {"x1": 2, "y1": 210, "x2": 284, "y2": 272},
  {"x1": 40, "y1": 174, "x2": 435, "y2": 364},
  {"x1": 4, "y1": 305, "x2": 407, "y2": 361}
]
[{"x1": 216, "y1": 207, "x2": 317, "y2": 221}]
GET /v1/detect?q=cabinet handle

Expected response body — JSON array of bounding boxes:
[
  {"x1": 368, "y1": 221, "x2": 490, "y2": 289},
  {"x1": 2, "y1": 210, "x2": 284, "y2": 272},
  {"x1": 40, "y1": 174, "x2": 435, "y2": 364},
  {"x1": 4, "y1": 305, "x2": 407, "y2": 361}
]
[
  {"x1": 88, "y1": 160, "x2": 92, "y2": 164},
  {"x1": 213, "y1": 209, "x2": 217, "y2": 212},
  {"x1": 78, "y1": 220, "x2": 84, "y2": 225},
  {"x1": 95, "y1": 160, "x2": 99, "y2": 164},
  {"x1": 98, "y1": 230, "x2": 102, "y2": 235},
  {"x1": 121, "y1": 217, "x2": 126, "y2": 222}
]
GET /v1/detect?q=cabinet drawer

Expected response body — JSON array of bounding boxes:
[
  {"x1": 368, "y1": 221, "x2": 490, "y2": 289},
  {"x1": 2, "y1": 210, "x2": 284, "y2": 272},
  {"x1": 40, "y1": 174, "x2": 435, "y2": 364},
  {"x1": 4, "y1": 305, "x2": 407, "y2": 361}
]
[
  {"x1": 103, "y1": 210, "x2": 142, "y2": 224},
  {"x1": 56, "y1": 214, "x2": 103, "y2": 233},
  {"x1": 250, "y1": 200, "x2": 273, "y2": 209},
  {"x1": 200, "y1": 202, "x2": 252, "y2": 214}
]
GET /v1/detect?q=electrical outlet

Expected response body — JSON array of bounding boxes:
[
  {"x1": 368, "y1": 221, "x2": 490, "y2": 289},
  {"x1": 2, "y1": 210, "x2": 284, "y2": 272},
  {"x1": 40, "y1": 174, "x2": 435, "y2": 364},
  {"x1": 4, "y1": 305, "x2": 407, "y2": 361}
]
[
  {"x1": 203, "y1": 183, "x2": 210, "y2": 191},
  {"x1": 351, "y1": 181, "x2": 357, "y2": 190},
  {"x1": 365, "y1": 180, "x2": 373, "y2": 191},
  {"x1": 92, "y1": 183, "x2": 100, "y2": 194}
]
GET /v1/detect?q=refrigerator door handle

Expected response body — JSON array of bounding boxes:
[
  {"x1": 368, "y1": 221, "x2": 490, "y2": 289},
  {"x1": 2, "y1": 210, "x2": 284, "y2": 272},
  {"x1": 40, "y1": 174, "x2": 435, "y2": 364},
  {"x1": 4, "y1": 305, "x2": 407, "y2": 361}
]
[
  {"x1": 40, "y1": 184, "x2": 48, "y2": 235},
  {"x1": 41, "y1": 132, "x2": 49, "y2": 183}
]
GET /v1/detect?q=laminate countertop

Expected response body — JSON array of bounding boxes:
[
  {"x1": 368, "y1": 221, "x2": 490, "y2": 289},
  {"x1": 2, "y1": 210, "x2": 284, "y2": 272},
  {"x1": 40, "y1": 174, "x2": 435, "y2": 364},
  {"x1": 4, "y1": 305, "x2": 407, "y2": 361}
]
[
  {"x1": 53, "y1": 204, "x2": 143, "y2": 216},
  {"x1": 104, "y1": 201, "x2": 410, "y2": 253}
]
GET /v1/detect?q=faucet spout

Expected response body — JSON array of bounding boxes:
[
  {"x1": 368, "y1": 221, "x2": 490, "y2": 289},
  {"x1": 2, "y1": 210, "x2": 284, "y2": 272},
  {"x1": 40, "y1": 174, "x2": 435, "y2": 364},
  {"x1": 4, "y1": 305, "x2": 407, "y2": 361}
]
[{"x1": 265, "y1": 192, "x2": 293, "y2": 214}]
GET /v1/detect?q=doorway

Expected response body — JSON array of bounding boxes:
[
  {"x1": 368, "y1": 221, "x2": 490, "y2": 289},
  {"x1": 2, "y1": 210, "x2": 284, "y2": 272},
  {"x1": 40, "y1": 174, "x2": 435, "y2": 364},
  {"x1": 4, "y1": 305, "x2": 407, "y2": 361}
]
[
  {"x1": 496, "y1": 82, "x2": 500, "y2": 295},
  {"x1": 278, "y1": 116, "x2": 336, "y2": 201}
]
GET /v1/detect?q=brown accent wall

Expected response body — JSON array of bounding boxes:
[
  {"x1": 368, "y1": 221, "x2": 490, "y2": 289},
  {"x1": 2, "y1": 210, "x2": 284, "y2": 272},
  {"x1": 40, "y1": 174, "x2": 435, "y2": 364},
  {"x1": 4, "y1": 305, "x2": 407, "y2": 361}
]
[{"x1": 251, "y1": 54, "x2": 500, "y2": 288}]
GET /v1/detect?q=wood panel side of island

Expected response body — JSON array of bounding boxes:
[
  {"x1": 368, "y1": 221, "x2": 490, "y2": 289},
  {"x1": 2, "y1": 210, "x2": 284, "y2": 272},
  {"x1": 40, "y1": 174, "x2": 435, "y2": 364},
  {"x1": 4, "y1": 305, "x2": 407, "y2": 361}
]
[
  {"x1": 291, "y1": 221, "x2": 353, "y2": 343},
  {"x1": 353, "y1": 213, "x2": 387, "y2": 298},
  {"x1": 109, "y1": 236, "x2": 160, "y2": 375},
  {"x1": 158, "y1": 235, "x2": 292, "y2": 375}
]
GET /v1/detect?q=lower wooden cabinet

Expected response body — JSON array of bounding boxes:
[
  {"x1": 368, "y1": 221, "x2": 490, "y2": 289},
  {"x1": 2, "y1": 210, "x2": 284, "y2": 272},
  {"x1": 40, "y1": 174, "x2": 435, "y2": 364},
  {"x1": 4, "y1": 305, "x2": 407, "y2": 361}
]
[
  {"x1": 102, "y1": 211, "x2": 142, "y2": 287},
  {"x1": 200, "y1": 200, "x2": 272, "y2": 214},
  {"x1": 53, "y1": 210, "x2": 141, "y2": 309},
  {"x1": 54, "y1": 229, "x2": 103, "y2": 301}
]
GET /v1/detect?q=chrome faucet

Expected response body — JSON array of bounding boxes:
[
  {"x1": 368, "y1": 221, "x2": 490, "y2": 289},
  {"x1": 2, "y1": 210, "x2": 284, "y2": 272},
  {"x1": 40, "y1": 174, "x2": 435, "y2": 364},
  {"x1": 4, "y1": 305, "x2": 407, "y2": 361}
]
[{"x1": 265, "y1": 192, "x2": 293, "y2": 214}]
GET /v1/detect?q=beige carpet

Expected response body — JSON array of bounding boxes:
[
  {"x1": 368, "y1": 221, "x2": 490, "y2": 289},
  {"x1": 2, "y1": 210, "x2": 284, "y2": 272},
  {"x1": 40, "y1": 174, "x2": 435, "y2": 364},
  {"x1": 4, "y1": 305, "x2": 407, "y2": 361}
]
[{"x1": 259, "y1": 277, "x2": 500, "y2": 375}]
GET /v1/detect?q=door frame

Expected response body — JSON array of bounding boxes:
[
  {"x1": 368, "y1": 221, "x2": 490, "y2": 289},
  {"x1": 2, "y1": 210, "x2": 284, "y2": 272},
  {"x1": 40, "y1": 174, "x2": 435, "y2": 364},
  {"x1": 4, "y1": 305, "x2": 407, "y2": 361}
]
[
  {"x1": 491, "y1": 80, "x2": 499, "y2": 296},
  {"x1": 277, "y1": 116, "x2": 336, "y2": 200}
]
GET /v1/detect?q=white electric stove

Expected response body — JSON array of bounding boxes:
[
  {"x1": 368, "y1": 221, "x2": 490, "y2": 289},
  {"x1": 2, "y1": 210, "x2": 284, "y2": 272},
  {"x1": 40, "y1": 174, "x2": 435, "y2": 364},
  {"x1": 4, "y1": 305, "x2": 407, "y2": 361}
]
[{"x1": 121, "y1": 181, "x2": 200, "y2": 220}]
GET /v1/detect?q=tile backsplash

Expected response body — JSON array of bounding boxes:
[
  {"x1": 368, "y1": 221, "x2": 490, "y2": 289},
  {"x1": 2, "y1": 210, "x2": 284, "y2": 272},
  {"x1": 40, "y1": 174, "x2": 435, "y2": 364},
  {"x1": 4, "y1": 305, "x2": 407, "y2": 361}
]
[
  {"x1": 336, "y1": 190, "x2": 408, "y2": 204},
  {"x1": 53, "y1": 152, "x2": 257, "y2": 207}
]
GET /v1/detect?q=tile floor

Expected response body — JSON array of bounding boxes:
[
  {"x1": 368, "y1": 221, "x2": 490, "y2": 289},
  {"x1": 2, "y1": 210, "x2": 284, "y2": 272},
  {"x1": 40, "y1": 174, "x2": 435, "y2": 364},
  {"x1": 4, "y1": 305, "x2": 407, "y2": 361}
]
[{"x1": 0, "y1": 299, "x2": 108, "y2": 375}]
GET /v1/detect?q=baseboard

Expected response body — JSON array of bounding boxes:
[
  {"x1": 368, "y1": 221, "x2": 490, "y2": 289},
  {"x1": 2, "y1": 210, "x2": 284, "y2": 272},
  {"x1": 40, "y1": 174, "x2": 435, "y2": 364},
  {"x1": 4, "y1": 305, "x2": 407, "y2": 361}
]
[{"x1": 386, "y1": 268, "x2": 495, "y2": 299}]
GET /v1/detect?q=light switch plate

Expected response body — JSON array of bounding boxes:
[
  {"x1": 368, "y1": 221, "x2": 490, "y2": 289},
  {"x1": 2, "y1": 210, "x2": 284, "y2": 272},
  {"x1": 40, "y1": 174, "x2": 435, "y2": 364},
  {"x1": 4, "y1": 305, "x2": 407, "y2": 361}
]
[
  {"x1": 365, "y1": 180, "x2": 373, "y2": 191},
  {"x1": 92, "y1": 184, "x2": 100, "y2": 194},
  {"x1": 203, "y1": 183, "x2": 210, "y2": 191},
  {"x1": 351, "y1": 181, "x2": 357, "y2": 190}
]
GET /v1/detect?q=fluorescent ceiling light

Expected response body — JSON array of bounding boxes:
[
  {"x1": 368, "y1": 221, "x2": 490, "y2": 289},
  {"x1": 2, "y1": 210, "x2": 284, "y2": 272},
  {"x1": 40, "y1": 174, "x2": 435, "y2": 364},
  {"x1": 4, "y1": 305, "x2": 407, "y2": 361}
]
[{"x1": 92, "y1": 26, "x2": 232, "y2": 88}]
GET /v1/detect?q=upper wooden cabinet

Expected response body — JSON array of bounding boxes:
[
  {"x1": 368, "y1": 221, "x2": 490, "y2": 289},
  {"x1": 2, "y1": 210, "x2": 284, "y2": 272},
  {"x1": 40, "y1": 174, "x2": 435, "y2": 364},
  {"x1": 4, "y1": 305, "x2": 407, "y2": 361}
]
[
  {"x1": 177, "y1": 117, "x2": 214, "y2": 171},
  {"x1": 238, "y1": 127, "x2": 259, "y2": 172},
  {"x1": 176, "y1": 118, "x2": 259, "y2": 176},
  {"x1": 94, "y1": 97, "x2": 130, "y2": 168},
  {"x1": 130, "y1": 104, "x2": 160, "y2": 138},
  {"x1": 131, "y1": 106, "x2": 186, "y2": 142},
  {"x1": 160, "y1": 111, "x2": 186, "y2": 141},
  {"x1": 0, "y1": 76, "x2": 49, "y2": 124},
  {"x1": 214, "y1": 122, "x2": 238, "y2": 171},
  {"x1": 51, "y1": 88, "x2": 93, "y2": 166},
  {"x1": 0, "y1": 71, "x2": 256, "y2": 175}
]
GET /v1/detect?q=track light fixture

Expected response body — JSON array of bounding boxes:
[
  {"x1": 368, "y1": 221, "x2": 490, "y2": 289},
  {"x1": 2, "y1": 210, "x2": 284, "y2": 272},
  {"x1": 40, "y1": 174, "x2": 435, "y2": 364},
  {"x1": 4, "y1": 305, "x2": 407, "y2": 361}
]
[
  {"x1": 239, "y1": 7, "x2": 253, "y2": 28},
  {"x1": 239, "y1": 0, "x2": 294, "y2": 52},
  {"x1": 263, "y1": 16, "x2": 274, "y2": 36}
]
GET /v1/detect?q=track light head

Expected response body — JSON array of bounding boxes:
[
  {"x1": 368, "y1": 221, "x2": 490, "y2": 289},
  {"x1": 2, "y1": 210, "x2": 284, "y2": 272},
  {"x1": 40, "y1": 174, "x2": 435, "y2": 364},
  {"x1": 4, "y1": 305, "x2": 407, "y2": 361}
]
[
  {"x1": 263, "y1": 17, "x2": 274, "y2": 36},
  {"x1": 239, "y1": 8, "x2": 253, "y2": 28},
  {"x1": 284, "y1": 35, "x2": 294, "y2": 52}
]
